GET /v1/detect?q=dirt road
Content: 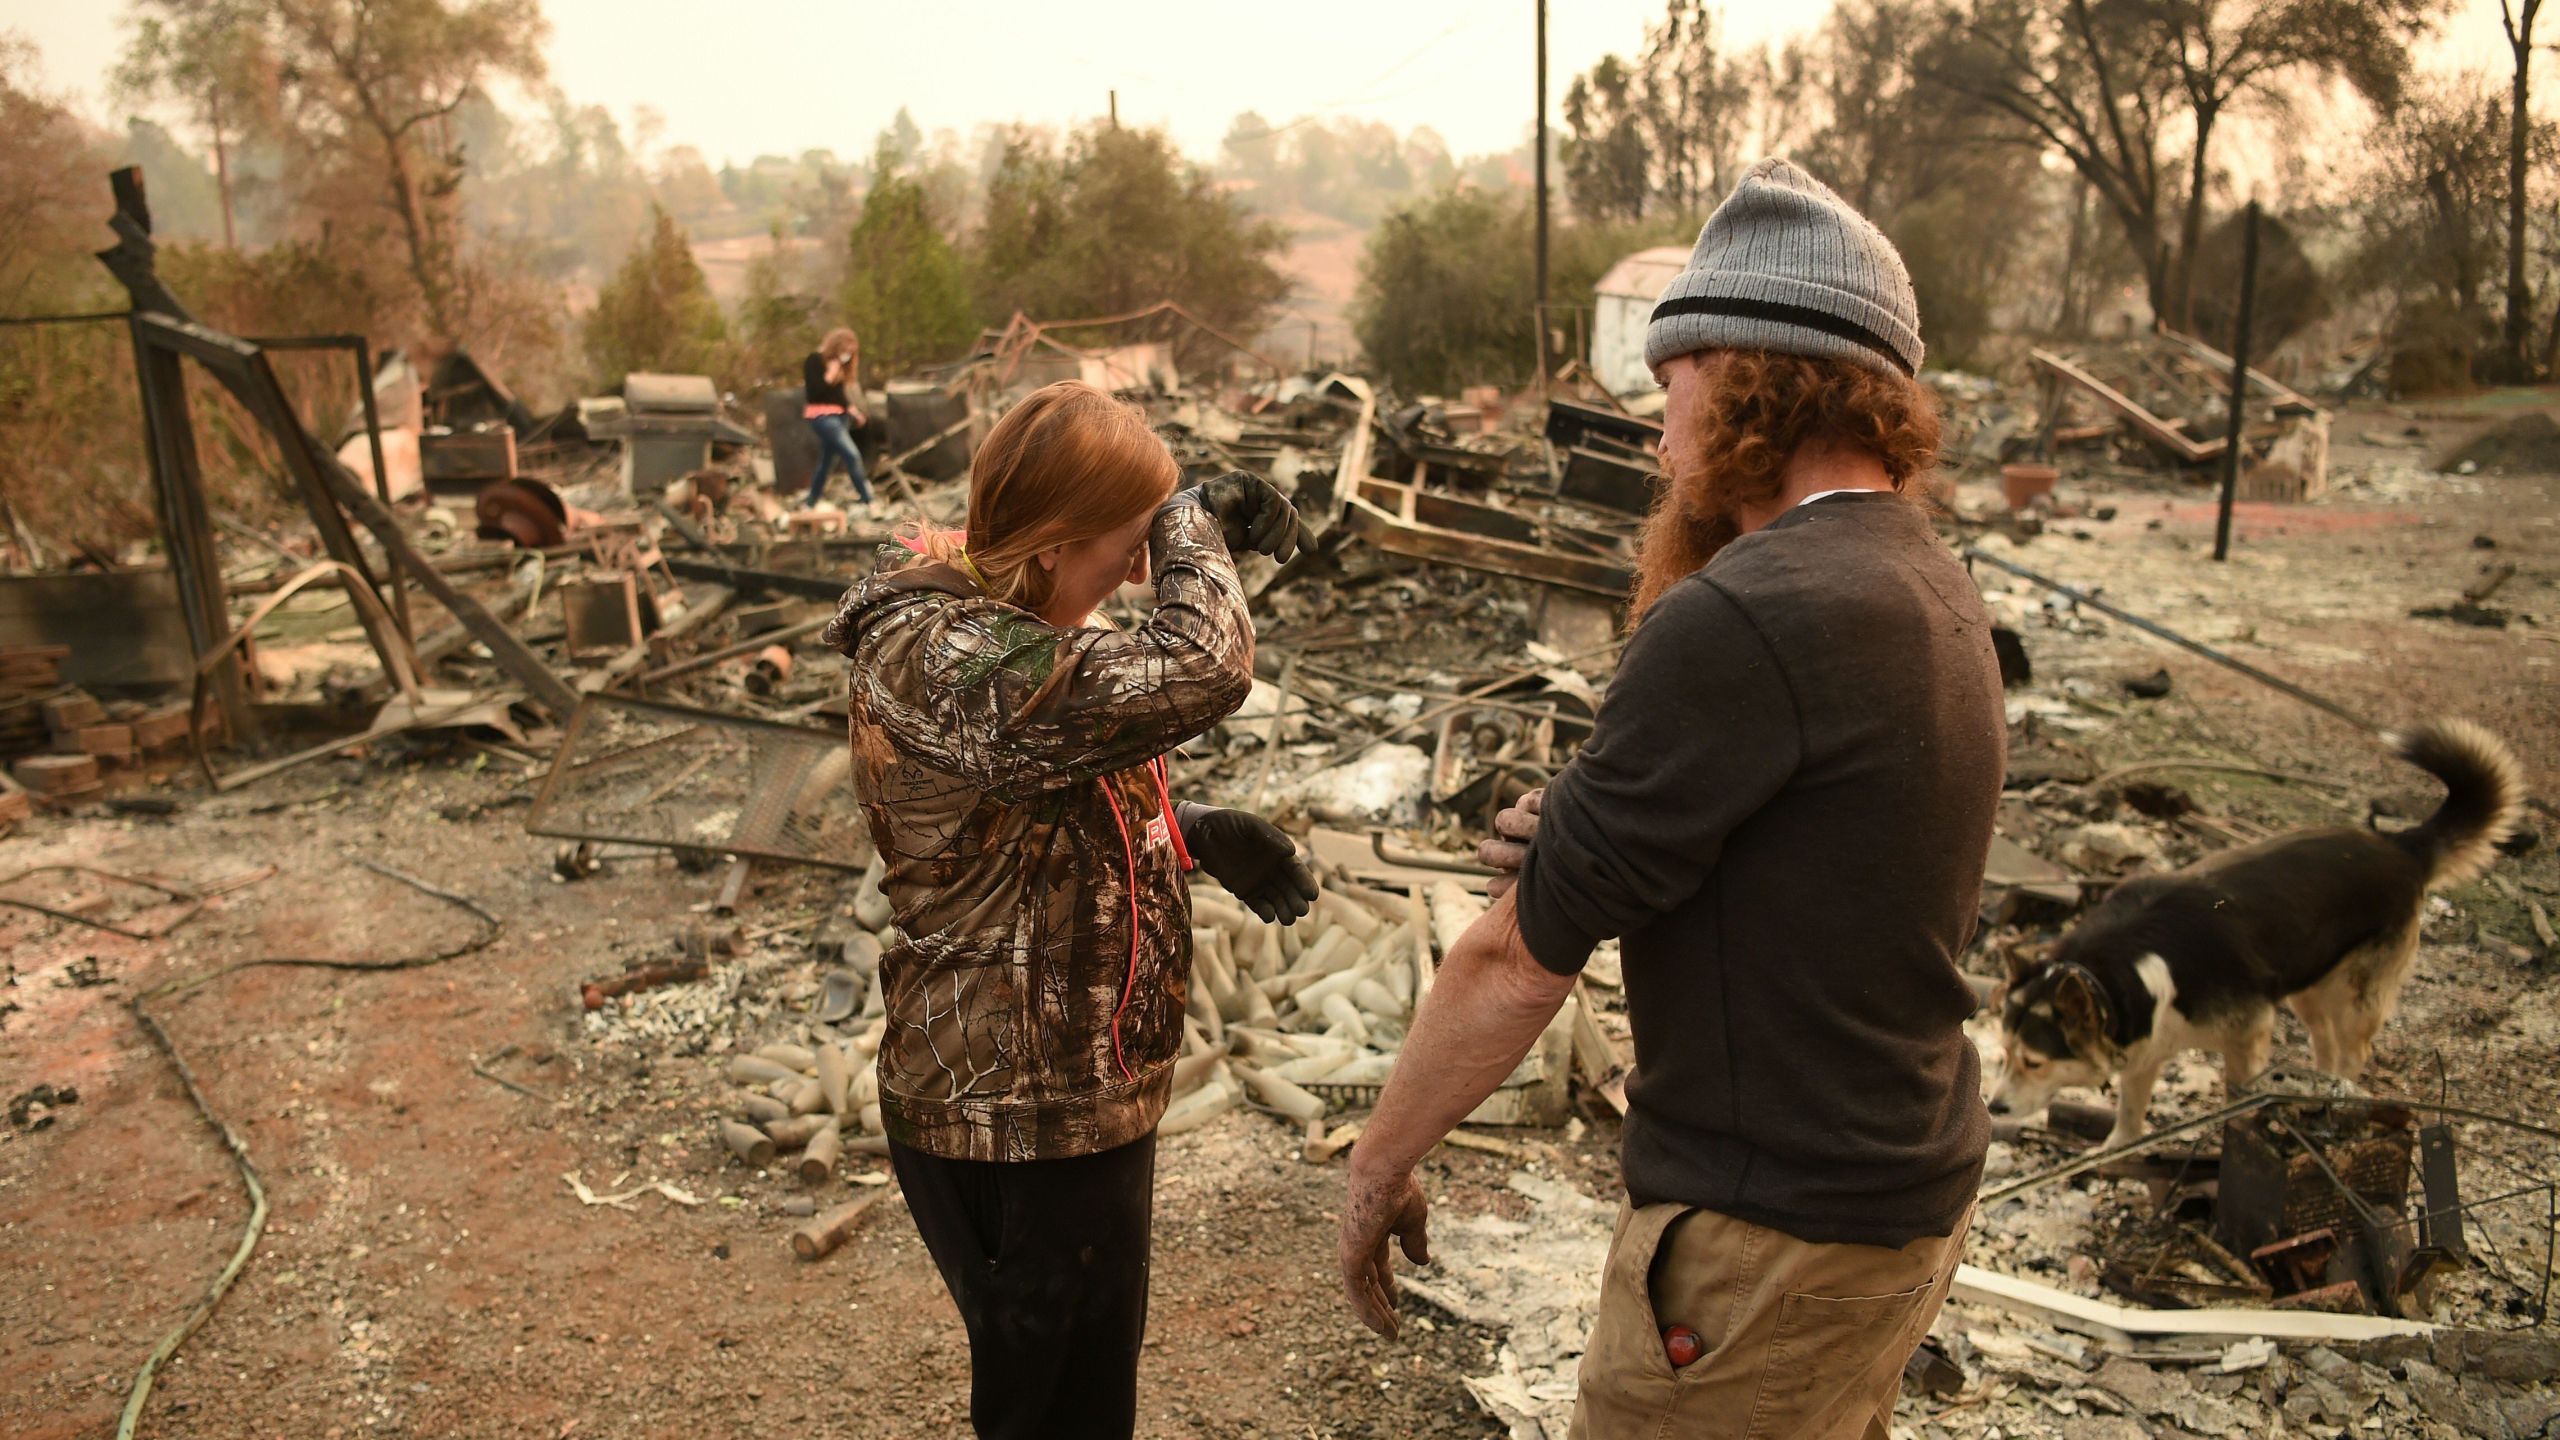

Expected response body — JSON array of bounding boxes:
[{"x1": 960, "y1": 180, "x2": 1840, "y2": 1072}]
[{"x1": 0, "y1": 783, "x2": 1545, "y2": 1437}]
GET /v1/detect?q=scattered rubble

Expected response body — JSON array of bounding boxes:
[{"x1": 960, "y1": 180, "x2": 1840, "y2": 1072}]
[
  {"x1": 8, "y1": 168, "x2": 2559, "y2": 1440},
  {"x1": 7, "y1": 1082, "x2": 79, "y2": 1132},
  {"x1": 2028, "y1": 329, "x2": 2331, "y2": 502}
]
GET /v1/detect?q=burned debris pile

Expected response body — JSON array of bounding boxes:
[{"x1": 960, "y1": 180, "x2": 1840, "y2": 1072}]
[
  {"x1": 8, "y1": 168, "x2": 2558, "y2": 1440},
  {"x1": 2026, "y1": 328, "x2": 2332, "y2": 502}
]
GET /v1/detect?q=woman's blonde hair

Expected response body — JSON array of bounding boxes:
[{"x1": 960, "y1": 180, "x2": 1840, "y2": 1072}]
[
  {"x1": 821, "y1": 328, "x2": 859, "y2": 361},
  {"x1": 903, "y1": 381, "x2": 1179, "y2": 612}
]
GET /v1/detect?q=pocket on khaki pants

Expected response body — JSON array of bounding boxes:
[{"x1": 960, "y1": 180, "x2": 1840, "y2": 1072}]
[
  {"x1": 1744, "y1": 1281, "x2": 1933, "y2": 1436},
  {"x1": 1568, "y1": 1202, "x2": 1698, "y2": 1438}
]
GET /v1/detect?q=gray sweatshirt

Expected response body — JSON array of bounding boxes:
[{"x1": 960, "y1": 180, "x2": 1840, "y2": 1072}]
[{"x1": 1515, "y1": 492, "x2": 2002, "y2": 1247}]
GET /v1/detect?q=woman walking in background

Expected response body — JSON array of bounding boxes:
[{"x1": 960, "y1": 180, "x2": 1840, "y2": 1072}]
[
  {"x1": 803, "y1": 327, "x2": 876, "y2": 513},
  {"x1": 823, "y1": 381, "x2": 1316, "y2": 1438}
]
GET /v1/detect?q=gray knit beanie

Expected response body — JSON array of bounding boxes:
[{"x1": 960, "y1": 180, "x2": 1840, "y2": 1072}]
[{"x1": 1644, "y1": 158, "x2": 1922, "y2": 379}]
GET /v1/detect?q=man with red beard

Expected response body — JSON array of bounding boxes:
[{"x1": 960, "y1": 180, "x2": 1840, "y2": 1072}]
[{"x1": 1338, "y1": 159, "x2": 2004, "y2": 1439}]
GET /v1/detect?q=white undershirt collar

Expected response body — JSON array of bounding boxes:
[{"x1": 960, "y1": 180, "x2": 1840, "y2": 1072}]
[{"x1": 1796, "y1": 487, "x2": 1892, "y2": 508}]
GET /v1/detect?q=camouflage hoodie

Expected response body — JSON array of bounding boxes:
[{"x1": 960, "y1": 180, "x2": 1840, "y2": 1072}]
[{"x1": 822, "y1": 501, "x2": 1255, "y2": 1162}]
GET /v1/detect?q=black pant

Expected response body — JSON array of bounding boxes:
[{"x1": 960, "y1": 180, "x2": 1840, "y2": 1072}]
[{"x1": 889, "y1": 1132, "x2": 1158, "y2": 1440}]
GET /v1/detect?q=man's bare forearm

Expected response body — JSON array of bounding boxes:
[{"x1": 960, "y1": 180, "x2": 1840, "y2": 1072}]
[{"x1": 1354, "y1": 893, "x2": 1577, "y2": 1175}]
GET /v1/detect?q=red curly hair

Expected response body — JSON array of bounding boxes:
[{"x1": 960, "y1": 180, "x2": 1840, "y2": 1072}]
[{"x1": 1632, "y1": 350, "x2": 1943, "y2": 621}]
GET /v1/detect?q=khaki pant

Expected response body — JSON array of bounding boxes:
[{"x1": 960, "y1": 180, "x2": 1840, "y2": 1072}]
[{"x1": 1568, "y1": 1200, "x2": 1972, "y2": 1440}]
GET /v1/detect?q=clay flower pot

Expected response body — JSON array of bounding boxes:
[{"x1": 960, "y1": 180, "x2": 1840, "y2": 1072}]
[{"x1": 2001, "y1": 462, "x2": 2059, "y2": 511}]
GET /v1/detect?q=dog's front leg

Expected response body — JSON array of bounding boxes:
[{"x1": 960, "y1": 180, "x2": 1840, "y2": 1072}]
[{"x1": 2108, "y1": 1053, "x2": 2166, "y2": 1148}]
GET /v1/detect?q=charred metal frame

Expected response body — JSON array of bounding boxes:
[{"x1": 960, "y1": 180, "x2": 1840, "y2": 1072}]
[
  {"x1": 93, "y1": 167, "x2": 579, "y2": 726},
  {"x1": 1339, "y1": 477, "x2": 1632, "y2": 598},
  {"x1": 250, "y1": 332, "x2": 407, "y2": 643}
]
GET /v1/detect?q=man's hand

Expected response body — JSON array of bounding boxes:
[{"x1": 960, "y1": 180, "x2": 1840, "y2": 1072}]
[
  {"x1": 1179, "y1": 805, "x2": 1317, "y2": 924},
  {"x1": 1172, "y1": 470, "x2": 1301, "y2": 563},
  {"x1": 1335, "y1": 893, "x2": 1567, "y2": 1339},
  {"x1": 1476, "y1": 787, "x2": 1543, "y2": 900},
  {"x1": 1339, "y1": 1160, "x2": 1431, "y2": 1339}
]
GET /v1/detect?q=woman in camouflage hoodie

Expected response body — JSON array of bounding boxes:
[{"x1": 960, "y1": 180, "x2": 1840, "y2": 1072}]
[{"x1": 823, "y1": 382, "x2": 1314, "y2": 1439}]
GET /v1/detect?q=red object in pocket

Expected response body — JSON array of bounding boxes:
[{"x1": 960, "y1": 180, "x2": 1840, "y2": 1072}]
[{"x1": 1662, "y1": 1325, "x2": 1704, "y2": 1368}]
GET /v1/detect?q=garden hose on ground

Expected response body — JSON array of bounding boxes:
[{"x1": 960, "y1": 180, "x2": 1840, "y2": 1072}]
[{"x1": 117, "y1": 858, "x2": 501, "y2": 1440}]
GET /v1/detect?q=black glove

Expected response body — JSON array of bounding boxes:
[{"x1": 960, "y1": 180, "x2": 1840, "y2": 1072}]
[
  {"x1": 1176, "y1": 803, "x2": 1318, "y2": 924},
  {"x1": 1170, "y1": 470, "x2": 1301, "y2": 564}
]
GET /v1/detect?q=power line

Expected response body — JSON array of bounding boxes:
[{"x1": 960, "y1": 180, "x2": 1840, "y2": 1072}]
[{"x1": 0, "y1": 310, "x2": 133, "y2": 328}]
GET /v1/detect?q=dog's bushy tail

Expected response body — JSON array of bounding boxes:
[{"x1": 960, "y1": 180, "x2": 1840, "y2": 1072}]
[{"x1": 2386, "y1": 720, "x2": 2526, "y2": 887}]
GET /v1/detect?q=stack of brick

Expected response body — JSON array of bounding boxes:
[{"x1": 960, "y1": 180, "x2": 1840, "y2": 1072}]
[
  {"x1": 27, "y1": 691, "x2": 192, "y2": 768},
  {"x1": 0, "y1": 644, "x2": 67, "y2": 761},
  {"x1": 42, "y1": 691, "x2": 134, "y2": 764},
  {"x1": 127, "y1": 704, "x2": 194, "y2": 754},
  {"x1": 9, "y1": 752, "x2": 101, "y2": 806},
  {"x1": 0, "y1": 650, "x2": 191, "y2": 814}
]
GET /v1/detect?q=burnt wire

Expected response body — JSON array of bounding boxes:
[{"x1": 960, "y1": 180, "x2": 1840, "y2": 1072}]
[
  {"x1": 2426, "y1": 1182, "x2": 2559, "y2": 1325},
  {"x1": 2015, "y1": 1086, "x2": 2560, "y2": 1328},
  {"x1": 1985, "y1": 1089, "x2": 2560, "y2": 1204},
  {"x1": 2425, "y1": 1143, "x2": 2560, "y2": 1326},
  {"x1": 1961, "y1": 545, "x2": 2560, "y2": 824},
  {"x1": 116, "y1": 858, "x2": 502, "y2": 1440},
  {"x1": 2400, "y1": 1098, "x2": 2560, "y2": 1326},
  {"x1": 0, "y1": 310, "x2": 133, "y2": 327}
]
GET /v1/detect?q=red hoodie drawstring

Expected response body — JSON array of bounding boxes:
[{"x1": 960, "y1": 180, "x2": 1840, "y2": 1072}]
[
  {"x1": 1099, "y1": 756, "x2": 1188, "y2": 1083},
  {"x1": 1149, "y1": 757, "x2": 1192, "y2": 873}
]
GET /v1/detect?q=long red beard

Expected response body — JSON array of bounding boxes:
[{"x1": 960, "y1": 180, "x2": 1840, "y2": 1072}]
[{"x1": 1627, "y1": 467, "x2": 1739, "y2": 625}]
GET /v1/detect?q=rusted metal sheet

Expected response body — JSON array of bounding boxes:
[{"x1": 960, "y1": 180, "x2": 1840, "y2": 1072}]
[
  {"x1": 560, "y1": 572, "x2": 645, "y2": 659},
  {"x1": 422, "y1": 429, "x2": 518, "y2": 483}
]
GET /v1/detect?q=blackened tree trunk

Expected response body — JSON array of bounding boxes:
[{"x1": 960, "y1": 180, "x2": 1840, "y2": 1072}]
[
  {"x1": 210, "y1": 99, "x2": 236, "y2": 251},
  {"x1": 2170, "y1": 102, "x2": 2221, "y2": 331},
  {"x1": 2504, "y1": 0, "x2": 2541, "y2": 379}
]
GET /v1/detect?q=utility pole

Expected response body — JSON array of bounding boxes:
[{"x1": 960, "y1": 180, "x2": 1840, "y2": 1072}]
[
  {"x1": 1533, "y1": 0, "x2": 1551, "y2": 394},
  {"x1": 1109, "y1": 89, "x2": 1119, "y2": 130},
  {"x1": 2212, "y1": 201, "x2": 2260, "y2": 564}
]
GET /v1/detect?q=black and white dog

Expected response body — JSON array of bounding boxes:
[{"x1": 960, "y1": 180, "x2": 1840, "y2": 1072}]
[{"x1": 1991, "y1": 721, "x2": 2525, "y2": 1146}]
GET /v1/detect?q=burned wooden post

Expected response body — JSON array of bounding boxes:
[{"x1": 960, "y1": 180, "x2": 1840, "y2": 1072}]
[
  {"x1": 97, "y1": 169, "x2": 255, "y2": 742},
  {"x1": 2213, "y1": 201, "x2": 2261, "y2": 563}
]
